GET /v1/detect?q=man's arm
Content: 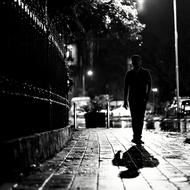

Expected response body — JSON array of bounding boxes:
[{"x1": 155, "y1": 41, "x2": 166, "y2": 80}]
[
  {"x1": 123, "y1": 73, "x2": 129, "y2": 108},
  {"x1": 146, "y1": 70, "x2": 152, "y2": 101}
]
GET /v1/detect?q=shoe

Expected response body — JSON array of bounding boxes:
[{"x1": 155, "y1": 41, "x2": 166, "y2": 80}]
[
  {"x1": 137, "y1": 139, "x2": 144, "y2": 145},
  {"x1": 131, "y1": 139, "x2": 144, "y2": 145}
]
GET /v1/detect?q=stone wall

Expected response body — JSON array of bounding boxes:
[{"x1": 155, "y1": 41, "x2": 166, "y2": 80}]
[{"x1": 1, "y1": 125, "x2": 74, "y2": 181}]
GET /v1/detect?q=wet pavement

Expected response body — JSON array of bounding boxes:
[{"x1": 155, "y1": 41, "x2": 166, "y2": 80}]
[{"x1": 1, "y1": 127, "x2": 190, "y2": 190}]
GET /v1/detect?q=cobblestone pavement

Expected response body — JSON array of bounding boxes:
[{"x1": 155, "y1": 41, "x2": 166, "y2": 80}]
[{"x1": 2, "y1": 127, "x2": 190, "y2": 190}]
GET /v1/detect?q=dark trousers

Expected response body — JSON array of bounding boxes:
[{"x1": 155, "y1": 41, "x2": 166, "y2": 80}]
[{"x1": 129, "y1": 99, "x2": 146, "y2": 141}]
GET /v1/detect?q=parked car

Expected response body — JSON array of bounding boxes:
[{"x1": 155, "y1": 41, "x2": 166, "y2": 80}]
[
  {"x1": 181, "y1": 100, "x2": 190, "y2": 116},
  {"x1": 111, "y1": 106, "x2": 131, "y2": 118},
  {"x1": 70, "y1": 96, "x2": 90, "y2": 122},
  {"x1": 110, "y1": 100, "x2": 124, "y2": 110},
  {"x1": 110, "y1": 100, "x2": 131, "y2": 121},
  {"x1": 165, "y1": 97, "x2": 190, "y2": 118}
]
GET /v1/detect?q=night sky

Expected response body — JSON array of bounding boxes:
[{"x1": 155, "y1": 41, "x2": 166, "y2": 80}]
[
  {"x1": 138, "y1": 0, "x2": 190, "y2": 43},
  {"x1": 137, "y1": 0, "x2": 190, "y2": 100},
  {"x1": 138, "y1": 0, "x2": 173, "y2": 42}
]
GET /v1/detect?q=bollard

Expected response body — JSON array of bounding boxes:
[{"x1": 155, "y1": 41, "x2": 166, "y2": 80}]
[
  {"x1": 74, "y1": 102, "x2": 77, "y2": 129},
  {"x1": 106, "y1": 102, "x2": 110, "y2": 128},
  {"x1": 180, "y1": 119, "x2": 186, "y2": 133}
]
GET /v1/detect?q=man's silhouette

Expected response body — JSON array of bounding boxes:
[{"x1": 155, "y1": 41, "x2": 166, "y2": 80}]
[{"x1": 124, "y1": 55, "x2": 151, "y2": 145}]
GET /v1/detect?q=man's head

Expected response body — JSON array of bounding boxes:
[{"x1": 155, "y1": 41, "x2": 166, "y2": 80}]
[{"x1": 131, "y1": 55, "x2": 142, "y2": 70}]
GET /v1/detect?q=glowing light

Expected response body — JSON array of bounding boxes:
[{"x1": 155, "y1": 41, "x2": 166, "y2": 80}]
[
  {"x1": 87, "y1": 70, "x2": 93, "y2": 76},
  {"x1": 137, "y1": 0, "x2": 144, "y2": 11},
  {"x1": 152, "y1": 88, "x2": 158, "y2": 93}
]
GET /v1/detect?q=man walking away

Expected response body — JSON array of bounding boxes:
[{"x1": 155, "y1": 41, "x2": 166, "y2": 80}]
[{"x1": 123, "y1": 55, "x2": 151, "y2": 145}]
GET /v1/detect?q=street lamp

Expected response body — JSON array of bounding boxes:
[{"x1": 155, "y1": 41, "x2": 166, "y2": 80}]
[
  {"x1": 136, "y1": 0, "x2": 180, "y2": 117},
  {"x1": 82, "y1": 69, "x2": 93, "y2": 96},
  {"x1": 152, "y1": 88, "x2": 158, "y2": 114},
  {"x1": 173, "y1": 0, "x2": 180, "y2": 116},
  {"x1": 87, "y1": 70, "x2": 93, "y2": 76},
  {"x1": 152, "y1": 88, "x2": 158, "y2": 93}
]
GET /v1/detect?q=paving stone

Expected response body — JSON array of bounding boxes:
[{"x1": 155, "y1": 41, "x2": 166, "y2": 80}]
[
  {"x1": 98, "y1": 177, "x2": 124, "y2": 190},
  {"x1": 2, "y1": 128, "x2": 190, "y2": 190},
  {"x1": 173, "y1": 181, "x2": 190, "y2": 190},
  {"x1": 140, "y1": 168, "x2": 167, "y2": 180},
  {"x1": 148, "y1": 179, "x2": 178, "y2": 190},
  {"x1": 70, "y1": 176, "x2": 97, "y2": 190},
  {"x1": 122, "y1": 174, "x2": 152, "y2": 190}
]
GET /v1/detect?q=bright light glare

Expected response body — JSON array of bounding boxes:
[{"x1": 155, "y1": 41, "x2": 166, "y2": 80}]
[
  {"x1": 152, "y1": 88, "x2": 158, "y2": 93},
  {"x1": 137, "y1": 0, "x2": 144, "y2": 11},
  {"x1": 87, "y1": 70, "x2": 93, "y2": 76}
]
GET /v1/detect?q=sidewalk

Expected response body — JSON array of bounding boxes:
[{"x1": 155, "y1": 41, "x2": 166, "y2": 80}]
[{"x1": 2, "y1": 127, "x2": 190, "y2": 190}]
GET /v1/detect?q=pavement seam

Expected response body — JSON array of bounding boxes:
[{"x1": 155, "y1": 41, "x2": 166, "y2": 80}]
[
  {"x1": 142, "y1": 144, "x2": 186, "y2": 190},
  {"x1": 103, "y1": 130, "x2": 127, "y2": 190},
  {"x1": 6, "y1": 128, "x2": 190, "y2": 190},
  {"x1": 134, "y1": 145, "x2": 181, "y2": 190},
  {"x1": 143, "y1": 132, "x2": 190, "y2": 177},
  {"x1": 113, "y1": 129, "x2": 182, "y2": 189},
  {"x1": 38, "y1": 131, "x2": 89, "y2": 190},
  {"x1": 96, "y1": 130, "x2": 100, "y2": 190},
  {"x1": 37, "y1": 140, "x2": 78, "y2": 190},
  {"x1": 108, "y1": 129, "x2": 154, "y2": 190},
  {"x1": 67, "y1": 131, "x2": 90, "y2": 190}
]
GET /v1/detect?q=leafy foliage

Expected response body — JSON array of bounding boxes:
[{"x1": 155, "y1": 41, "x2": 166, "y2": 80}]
[
  {"x1": 48, "y1": 0, "x2": 145, "y2": 43},
  {"x1": 83, "y1": 94, "x2": 109, "y2": 112}
]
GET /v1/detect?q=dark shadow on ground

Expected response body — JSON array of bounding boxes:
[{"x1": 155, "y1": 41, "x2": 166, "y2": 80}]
[{"x1": 112, "y1": 145, "x2": 159, "y2": 179}]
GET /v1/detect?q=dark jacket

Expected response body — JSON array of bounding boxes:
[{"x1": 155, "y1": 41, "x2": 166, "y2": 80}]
[{"x1": 124, "y1": 67, "x2": 151, "y2": 102}]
